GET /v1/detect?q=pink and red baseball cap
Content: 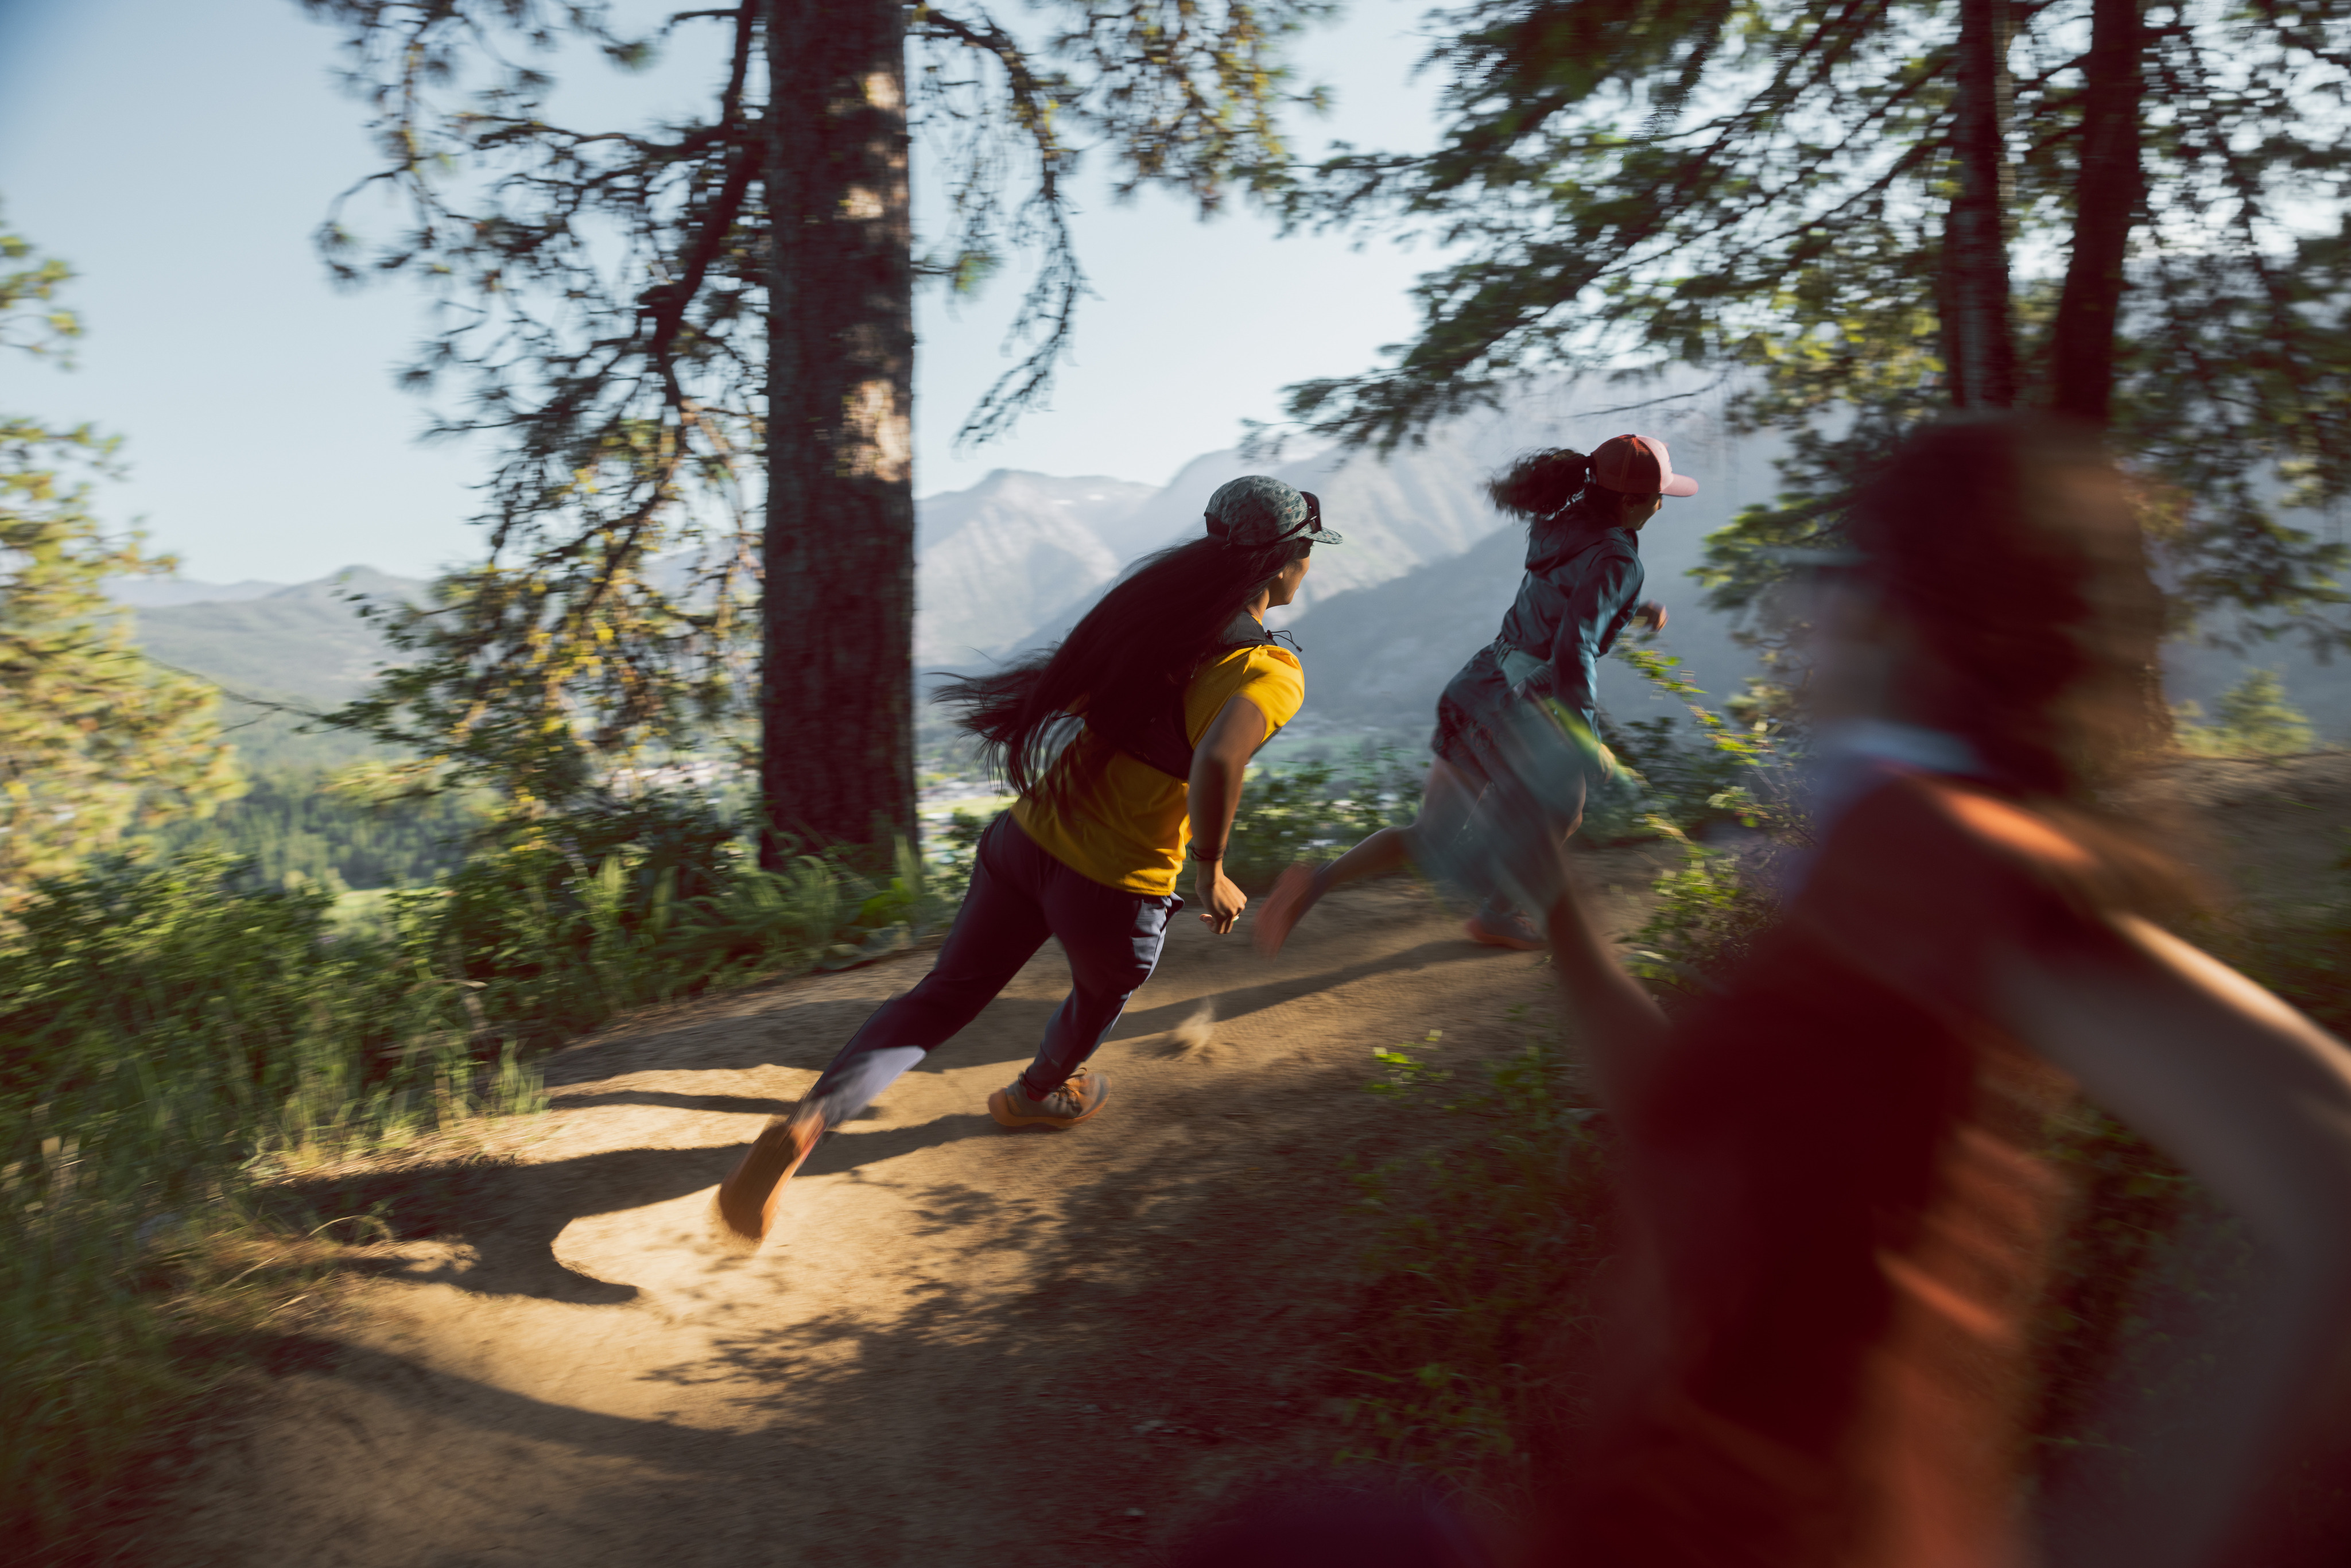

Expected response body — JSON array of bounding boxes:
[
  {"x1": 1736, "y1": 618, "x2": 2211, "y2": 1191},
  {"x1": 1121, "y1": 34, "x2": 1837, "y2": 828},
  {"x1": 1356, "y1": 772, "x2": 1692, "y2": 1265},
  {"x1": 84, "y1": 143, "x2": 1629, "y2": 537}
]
[{"x1": 1592, "y1": 433, "x2": 1699, "y2": 498}]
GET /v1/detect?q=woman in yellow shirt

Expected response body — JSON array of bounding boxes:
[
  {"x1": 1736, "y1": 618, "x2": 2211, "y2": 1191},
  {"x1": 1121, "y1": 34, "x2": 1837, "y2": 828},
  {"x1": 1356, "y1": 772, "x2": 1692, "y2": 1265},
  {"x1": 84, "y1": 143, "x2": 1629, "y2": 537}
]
[{"x1": 716, "y1": 476, "x2": 1337, "y2": 1241}]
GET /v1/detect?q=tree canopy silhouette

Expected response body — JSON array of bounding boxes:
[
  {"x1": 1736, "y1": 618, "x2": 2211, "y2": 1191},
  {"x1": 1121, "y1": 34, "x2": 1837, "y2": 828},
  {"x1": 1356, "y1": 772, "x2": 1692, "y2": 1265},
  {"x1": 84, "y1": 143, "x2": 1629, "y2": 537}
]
[
  {"x1": 0, "y1": 212, "x2": 240, "y2": 909},
  {"x1": 304, "y1": 0, "x2": 1330, "y2": 853},
  {"x1": 1277, "y1": 0, "x2": 2351, "y2": 653}
]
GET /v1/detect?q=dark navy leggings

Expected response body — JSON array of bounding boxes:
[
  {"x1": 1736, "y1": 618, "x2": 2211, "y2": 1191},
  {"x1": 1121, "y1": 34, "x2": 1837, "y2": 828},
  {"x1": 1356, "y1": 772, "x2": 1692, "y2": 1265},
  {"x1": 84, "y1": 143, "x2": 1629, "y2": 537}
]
[{"x1": 799, "y1": 813, "x2": 1180, "y2": 1130}]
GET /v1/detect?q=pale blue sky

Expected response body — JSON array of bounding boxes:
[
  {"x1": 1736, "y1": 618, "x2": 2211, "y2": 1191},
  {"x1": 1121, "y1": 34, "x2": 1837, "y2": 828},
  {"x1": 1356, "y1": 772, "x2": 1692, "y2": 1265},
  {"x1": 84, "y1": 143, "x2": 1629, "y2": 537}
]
[{"x1": 0, "y1": 0, "x2": 1448, "y2": 583}]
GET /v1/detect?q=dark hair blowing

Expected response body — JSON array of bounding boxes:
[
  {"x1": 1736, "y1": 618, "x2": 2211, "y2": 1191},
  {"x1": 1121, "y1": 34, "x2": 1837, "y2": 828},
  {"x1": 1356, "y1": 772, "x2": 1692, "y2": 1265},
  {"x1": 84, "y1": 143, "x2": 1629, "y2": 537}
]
[
  {"x1": 1487, "y1": 447, "x2": 1596, "y2": 526},
  {"x1": 936, "y1": 533, "x2": 1312, "y2": 798},
  {"x1": 1848, "y1": 415, "x2": 2166, "y2": 804}
]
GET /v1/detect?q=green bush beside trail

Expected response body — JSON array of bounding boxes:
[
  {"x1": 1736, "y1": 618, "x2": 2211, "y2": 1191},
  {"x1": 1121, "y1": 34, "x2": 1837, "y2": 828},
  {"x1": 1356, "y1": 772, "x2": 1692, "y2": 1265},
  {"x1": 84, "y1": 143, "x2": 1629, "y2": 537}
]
[{"x1": 0, "y1": 789, "x2": 951, "y2": 1558}]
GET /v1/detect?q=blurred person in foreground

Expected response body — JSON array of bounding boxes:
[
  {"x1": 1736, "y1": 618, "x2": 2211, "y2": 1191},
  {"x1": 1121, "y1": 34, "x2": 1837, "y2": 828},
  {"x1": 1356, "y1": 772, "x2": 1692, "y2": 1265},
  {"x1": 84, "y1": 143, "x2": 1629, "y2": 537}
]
[
  {"x1": 713, "y1": 478, "x2": 1337, "y2": 1243},
  {"x1": 1251, "y1": 434, "x2": 1685, "y2": 957},
  {"x1": 1507, "y1": 415, "x2": 2351, "y2": 1567}
]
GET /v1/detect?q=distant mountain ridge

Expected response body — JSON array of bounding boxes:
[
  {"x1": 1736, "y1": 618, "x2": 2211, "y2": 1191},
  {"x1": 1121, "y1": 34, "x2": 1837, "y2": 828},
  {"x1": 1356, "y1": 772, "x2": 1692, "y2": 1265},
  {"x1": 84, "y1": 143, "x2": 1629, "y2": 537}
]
[
  {"x1": 114, "y1": 409, "x2": 2350, "y2": 750},
  {"x1": 914, "y1": 472, "x2": 1161, "y2": 663},
  {"x1": 132, "y1": 566, "x2": 425, "y2": 707},
  {"x1": 104, "y1": 576, "x2": 289, "y2": 609}
]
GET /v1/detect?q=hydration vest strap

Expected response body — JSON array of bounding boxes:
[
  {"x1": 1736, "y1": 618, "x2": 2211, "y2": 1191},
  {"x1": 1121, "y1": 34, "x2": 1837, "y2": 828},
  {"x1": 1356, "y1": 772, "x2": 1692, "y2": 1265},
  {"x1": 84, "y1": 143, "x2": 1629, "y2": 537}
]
[{"x1": 1090, "y1": 614, "x2": 1289, "y2": 782}]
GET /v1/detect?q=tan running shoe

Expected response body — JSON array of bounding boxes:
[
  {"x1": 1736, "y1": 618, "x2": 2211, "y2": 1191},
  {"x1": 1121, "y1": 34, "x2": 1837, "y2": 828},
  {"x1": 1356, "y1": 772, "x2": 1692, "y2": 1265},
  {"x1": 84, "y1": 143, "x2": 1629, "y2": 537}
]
[
  {"x1": 1252, "y1": 863, "x2": 1318, "y2": 957},
  {"x1": 714, "y1": 1110, "x2": 822, "y2": 1244},
  {"x1": 988, "y1": 1072, "x2": 1111, "y2": 1130}
]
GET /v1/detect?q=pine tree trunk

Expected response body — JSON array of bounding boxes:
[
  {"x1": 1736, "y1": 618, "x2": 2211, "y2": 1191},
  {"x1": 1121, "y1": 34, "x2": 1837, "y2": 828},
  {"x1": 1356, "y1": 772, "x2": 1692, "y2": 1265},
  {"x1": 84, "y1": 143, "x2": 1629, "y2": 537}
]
[
  {"x1": 760, "y1": 0, "x2": 918, "y2": 865},
  {"x1": 1942, "y1": 0, "x2": 2019, "y2": 410},
  {"x1": 2050, "y1": 0, "x2": 2144, "y2": 425}
]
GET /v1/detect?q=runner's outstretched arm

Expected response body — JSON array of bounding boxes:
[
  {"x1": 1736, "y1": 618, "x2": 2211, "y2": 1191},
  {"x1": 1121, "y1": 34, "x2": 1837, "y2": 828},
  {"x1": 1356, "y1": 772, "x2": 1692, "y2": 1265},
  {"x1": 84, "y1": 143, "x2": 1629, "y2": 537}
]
[
  {"x1": 1542, "y1": 868, "x2": 1667, "y2": 1111},
  {"x1": 1188, "y1": 693, "x2": 1267, "y2": 934},
  {"x1": 2000, "y1": 917, "x2": 2351, "y2": 1568}
]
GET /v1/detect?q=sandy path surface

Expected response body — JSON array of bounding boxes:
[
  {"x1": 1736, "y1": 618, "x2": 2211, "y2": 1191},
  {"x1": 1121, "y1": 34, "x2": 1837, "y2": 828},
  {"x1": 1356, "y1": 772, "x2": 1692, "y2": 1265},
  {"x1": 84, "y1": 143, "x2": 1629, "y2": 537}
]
[
  {"x1": 142, "y1": 862, "x2": 1669, "y2": 1568},
  {"x1": 130, "y1": 755, "x2": 2351, "y2": 1567}
]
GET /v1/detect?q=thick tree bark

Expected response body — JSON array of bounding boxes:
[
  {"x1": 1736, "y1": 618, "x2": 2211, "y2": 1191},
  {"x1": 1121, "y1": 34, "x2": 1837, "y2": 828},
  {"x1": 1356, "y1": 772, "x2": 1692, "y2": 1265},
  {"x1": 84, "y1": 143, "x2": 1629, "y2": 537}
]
[
  {"x1": 761, "y1": 0, "x2": 918, "y2": 864},
  {"x1": 1942, "y1": 0, "x2": 2020, "y2": 410},
  {"x1": 2050, "y1": 0, "x2": 2144, "y2": 424}
]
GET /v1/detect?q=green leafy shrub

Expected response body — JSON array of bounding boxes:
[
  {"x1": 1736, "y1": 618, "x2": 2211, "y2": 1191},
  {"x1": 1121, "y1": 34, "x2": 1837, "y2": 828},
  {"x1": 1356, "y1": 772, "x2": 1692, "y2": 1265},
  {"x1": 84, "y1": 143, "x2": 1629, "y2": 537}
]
[
  {"x1": 928, "y1": 808, "x2": 993, "y2": 898},
  {"x1": 1620, "y1": 821, "x2": 1790, "y2": 1010},
  {"x1": 1336, "y1": 1022, "x2": 1616, "y2": 1495},
  {"x1": 1223, "y1": 744, "x2": 1425, "y2": 892},
  {"x1": 0, "y1": 791, "x2": 955, "y2": 1553},
  {"x1": 0, "y1": 849, "x2": 519, "y2": 1555},
  {"x1": 2174, "y1": 669, "x2": 2317, "y2": 757},
  {"x1": 1603, "y1": 646, "x2": 1786, "y2": 840}
]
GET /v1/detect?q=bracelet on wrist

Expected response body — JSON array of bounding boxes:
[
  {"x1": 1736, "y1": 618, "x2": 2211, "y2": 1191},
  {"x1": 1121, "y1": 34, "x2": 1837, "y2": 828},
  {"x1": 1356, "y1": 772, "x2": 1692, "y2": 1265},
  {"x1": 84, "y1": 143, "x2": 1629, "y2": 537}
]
[{"x1": 1188, "y1": 841, "x2": 1224, "y2": 863}]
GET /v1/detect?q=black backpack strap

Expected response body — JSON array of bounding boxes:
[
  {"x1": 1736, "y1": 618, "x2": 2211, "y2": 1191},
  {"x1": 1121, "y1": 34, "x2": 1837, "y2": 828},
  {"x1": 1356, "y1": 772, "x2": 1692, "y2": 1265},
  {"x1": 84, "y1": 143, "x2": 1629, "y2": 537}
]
[{"x1": 1091, "y1": 616, "x2": 1294, "y2": 782}]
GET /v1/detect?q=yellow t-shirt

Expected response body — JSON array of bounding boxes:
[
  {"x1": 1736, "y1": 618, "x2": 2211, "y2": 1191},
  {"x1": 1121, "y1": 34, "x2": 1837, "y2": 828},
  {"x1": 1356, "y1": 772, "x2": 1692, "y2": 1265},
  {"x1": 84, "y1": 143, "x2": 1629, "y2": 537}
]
[{"x1": 1012, "y1": 643, "x2": 1305, "y2": 896}]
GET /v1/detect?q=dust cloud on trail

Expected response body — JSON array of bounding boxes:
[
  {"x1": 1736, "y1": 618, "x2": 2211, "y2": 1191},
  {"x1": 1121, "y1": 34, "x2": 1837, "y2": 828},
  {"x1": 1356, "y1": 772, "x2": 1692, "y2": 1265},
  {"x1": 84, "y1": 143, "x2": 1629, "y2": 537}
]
[{"x1": 134, "y1": 861, "x2": 1669, "y2": 1568}]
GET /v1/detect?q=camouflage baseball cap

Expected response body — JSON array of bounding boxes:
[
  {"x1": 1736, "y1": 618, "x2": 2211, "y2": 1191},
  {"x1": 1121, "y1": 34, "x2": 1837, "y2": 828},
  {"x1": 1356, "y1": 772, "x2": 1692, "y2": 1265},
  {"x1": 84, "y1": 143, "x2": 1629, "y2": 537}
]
[{"x1": 1204, "y1": 475, "x2": 1344, "y2": 548}]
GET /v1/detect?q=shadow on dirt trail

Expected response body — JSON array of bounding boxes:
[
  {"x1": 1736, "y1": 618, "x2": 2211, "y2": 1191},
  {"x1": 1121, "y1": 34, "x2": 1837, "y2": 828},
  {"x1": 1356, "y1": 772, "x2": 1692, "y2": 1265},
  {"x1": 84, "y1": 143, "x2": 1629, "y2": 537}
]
[{"x1": 129, "y1": 864, "x2": 1672, "y2": 1568}]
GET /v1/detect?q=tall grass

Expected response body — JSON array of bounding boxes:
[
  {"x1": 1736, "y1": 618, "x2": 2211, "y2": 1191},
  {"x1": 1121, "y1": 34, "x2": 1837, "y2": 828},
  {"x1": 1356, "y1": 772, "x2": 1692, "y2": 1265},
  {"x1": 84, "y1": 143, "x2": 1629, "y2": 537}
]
[
  {"x1": 0, "y1": 789, "x2": 953, "y2": 1557},
  {"x1": 1336, "y1": 1023, "x2": 1615, "y2": 1497},
  {"x1": 0, "y1": 852, "x2": 478, "y2": 1555},
  {"x1": 1339, "y1": 772, "x2": 2351, "y2": 1511}
]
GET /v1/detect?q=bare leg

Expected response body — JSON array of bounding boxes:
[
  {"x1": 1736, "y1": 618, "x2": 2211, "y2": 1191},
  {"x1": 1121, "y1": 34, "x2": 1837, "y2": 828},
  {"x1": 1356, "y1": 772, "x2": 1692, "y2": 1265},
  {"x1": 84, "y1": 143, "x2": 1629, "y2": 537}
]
[
  {"x1": 1255, "y1": 759, "x2": 1483, "y2": 955},
  {"x1": 1316, "y1": 758, "x2": 1481, "y2": 898}
]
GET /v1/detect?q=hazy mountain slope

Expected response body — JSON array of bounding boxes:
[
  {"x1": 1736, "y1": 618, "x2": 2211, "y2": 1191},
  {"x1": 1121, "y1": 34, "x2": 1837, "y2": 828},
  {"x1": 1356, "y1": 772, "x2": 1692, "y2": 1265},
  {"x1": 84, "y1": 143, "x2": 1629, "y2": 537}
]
[
  {"x1": 1091, "y1": 428, "x2": 1511, "y2": 612},
  {"x1": 1283, "y1": 511, "x2": 1763, "y2": 735},
  {"x1": 1281, "y1": 416, "x2": 1779, "y2": 731},
  {"x1": 913, "y1": 471, "x2": 1157, "y2": 663},
  {"x1": 135, "y1": 566, "x2": 424, "y2": 706},
  {"x1": 918, "y1": 468, "x2": 1162, "y2": 551},
  {"x1": 105, "y1": 577, "x2": 289, "y2": 608},
  {"x1": 983, "y1": 433, "x2": 1529, "y2": 664},
  {"x1": 962, "y1": 379, "x2": 1795, "y2": 667}
]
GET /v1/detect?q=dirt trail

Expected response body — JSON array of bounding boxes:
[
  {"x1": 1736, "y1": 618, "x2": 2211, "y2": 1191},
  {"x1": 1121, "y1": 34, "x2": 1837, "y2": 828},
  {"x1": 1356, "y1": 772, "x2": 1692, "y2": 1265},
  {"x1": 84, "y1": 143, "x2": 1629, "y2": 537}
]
[
  {"x1": 132, "y1": 755, "x2": 2351, "y2": 1567},
  {"x1": 142, "y1": 859, "x2": 1670, "y2": 1568}
]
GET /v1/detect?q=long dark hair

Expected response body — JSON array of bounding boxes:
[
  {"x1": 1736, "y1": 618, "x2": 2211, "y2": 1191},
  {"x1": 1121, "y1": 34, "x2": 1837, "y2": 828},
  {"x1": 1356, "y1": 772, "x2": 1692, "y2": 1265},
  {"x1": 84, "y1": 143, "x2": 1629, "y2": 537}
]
[
  {"x1": 936, "y1": 533, "x2": 1312, "y2": 798},
  {"x1": 1488, "y1": 448, "x2": 1611, "y2": 542},
  {"x1": 1848, "y1": 415, "x2": 2167, "y2": 805}
]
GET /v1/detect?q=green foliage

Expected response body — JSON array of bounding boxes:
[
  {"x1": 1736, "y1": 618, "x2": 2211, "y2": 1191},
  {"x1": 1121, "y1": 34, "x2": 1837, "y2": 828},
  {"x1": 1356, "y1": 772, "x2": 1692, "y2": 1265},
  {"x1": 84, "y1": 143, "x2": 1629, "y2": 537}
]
[
  {"x1": 1, "y1": 218, "x2": 240, "y2": 908},
  {"x1": 0, "y1": 845, "x2": 538, "y2": 1554},
  {"x1": 929, "y1": 808, "x2": 994, "y2": 895},
  {"x1": 1603, "y1": 644, "x2": 1787, "y2": 840},
  {"x1": 2174, "y1": 669, "x2": 2318, "y2": 758},
  {"x1": 302, "y1": 0, "x2": 1334, "y2": 812},
  {"x1": 0, "y1": 212, "x2": 82, "y2": 360},
  {"x1": 131, "y1": 767, "x2": 484, "y2": 894},
  {"x1": 1338, "y1": 1021, "x2": 1615, "y2": 1493},
  {"x1": 0, "y1": 786, "x2": 952, "y2": 1548},
  {"x1": 1621, "y1": 820, "x2": 1786, "y2": 1007},
  {"x1": 1222, "y1": 743, "x2": 1426, "y2": 891},
  {"x1": 1280, "y1": 0, "x2": 2351, "y2": 655},
  {"x1": 0, "y1": 853, "x2": 523, "y2": 1189}
]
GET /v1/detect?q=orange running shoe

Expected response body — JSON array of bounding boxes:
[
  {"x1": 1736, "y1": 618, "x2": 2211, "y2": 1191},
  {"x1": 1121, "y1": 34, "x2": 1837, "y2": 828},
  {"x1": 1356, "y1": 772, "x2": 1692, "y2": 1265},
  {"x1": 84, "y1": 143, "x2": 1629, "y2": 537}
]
[
  {"x1": 1252, "y1": 863, "x2": 1318, "y2": 957},
  {"x1": 1463, "y1": 910, "x2": 1546, "y2": 950},
  {"x1": 988, "y1": 1071, "x2": 1111, "y2": 1130},
  {"x1": 714, "y1": 1111, "x2": 822, "y2": 1244}
]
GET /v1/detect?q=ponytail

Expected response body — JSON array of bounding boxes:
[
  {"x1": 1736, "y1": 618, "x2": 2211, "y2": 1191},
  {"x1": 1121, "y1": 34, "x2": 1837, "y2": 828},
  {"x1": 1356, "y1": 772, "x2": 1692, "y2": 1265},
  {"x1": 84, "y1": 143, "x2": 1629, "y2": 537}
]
[
  {"x1": 935, "y1": 534, "x2": 1310, "y2": 799},
  {"x1": 1487, "y1": 448, "x2": 1595, "y2": 528}
]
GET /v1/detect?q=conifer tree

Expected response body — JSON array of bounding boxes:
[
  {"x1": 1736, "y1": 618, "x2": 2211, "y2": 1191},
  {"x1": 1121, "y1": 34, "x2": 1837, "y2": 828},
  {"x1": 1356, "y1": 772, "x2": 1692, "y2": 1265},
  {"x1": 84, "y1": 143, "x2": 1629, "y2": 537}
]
[
  {"x1": 1277, "y1": 0, "x2": 2351, "y2": 653},
  {"x1": 2213, "y1": 669, "x2": 2315, "y2": 756},
  {"x1": 304, "y1": 0, "x2": 1328, "y2": 859},
  {"x1": 0, "y1": 218, "x2": 240, "y2": 909}
]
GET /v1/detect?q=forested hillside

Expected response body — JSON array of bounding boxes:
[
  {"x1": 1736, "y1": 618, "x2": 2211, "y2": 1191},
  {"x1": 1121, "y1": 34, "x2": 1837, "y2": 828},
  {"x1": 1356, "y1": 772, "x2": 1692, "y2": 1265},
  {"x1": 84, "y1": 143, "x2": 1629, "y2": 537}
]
[{"x1": 130, "y1": 769, "x2": 480, "y2": 893}]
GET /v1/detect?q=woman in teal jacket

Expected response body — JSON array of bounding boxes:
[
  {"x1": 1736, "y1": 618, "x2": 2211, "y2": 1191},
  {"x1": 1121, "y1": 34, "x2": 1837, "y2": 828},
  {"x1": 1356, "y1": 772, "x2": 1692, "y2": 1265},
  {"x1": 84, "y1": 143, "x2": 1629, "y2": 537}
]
[{"x1": 1255, "y1": 433, "x2": 1691, "y2": 954}]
